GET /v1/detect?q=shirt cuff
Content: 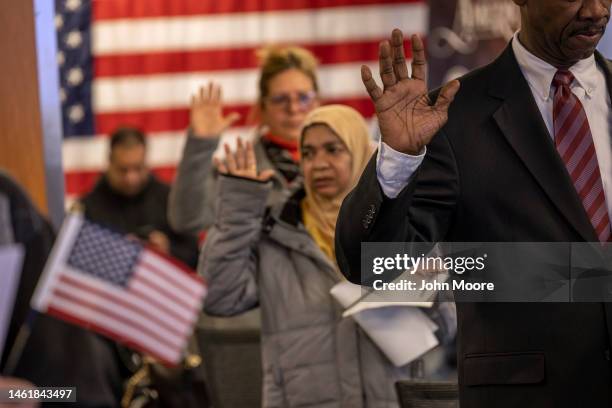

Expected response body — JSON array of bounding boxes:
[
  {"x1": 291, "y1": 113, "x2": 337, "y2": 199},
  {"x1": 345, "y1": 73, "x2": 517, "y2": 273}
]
[{"x1": 376, "y1": 140, "x2": 426, "y2": 199}]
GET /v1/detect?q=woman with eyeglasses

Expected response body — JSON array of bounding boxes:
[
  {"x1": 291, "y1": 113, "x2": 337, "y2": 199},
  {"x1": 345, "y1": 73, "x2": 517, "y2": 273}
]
[{"x1": 168, "y1": 46, "x2": 320, "y2": 235}]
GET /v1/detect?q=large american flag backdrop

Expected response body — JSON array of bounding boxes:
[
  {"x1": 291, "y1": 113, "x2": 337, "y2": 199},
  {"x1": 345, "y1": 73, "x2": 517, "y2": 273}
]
[{"x1": 56, "y1": 0, "x2": 428, "y2": 203}]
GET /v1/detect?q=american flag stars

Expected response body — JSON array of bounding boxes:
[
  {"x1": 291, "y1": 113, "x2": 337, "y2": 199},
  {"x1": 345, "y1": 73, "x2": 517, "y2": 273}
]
[
  {"x1": 68, "y1": 104, "x2": 85, "y2": 123},
  {"x1": 65, "y1": 0, "x2": 82, "y2": 12},
  {"x1": 65, "y1": 30, "x2": 83, "y2": 48},
  {"x1": 67, "y1": 67, "x2": 84, "y2": 86},
  {"x1": 56, "y1": 0, "x2": 94, "y2": 136}
]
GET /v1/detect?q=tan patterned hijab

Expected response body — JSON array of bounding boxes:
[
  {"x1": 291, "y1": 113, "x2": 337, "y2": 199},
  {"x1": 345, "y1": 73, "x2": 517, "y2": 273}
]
[{"x1": 300, "y1": 105, "x2": 374, "y2": 263}]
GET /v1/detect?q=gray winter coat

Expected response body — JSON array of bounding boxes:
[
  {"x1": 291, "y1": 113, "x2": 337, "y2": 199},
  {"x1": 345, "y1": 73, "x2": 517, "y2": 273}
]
[
  {"x1": 199, "y1": 175, "x2": 416, "y2": 408},
  {"x1": 168, "y1": 132, "x2": 294, "y2": 235}
]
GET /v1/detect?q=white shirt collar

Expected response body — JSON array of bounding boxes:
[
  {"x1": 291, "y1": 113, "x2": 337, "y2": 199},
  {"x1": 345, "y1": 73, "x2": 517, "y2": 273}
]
[{"x1": 511, "y1": 31, "x2": 599, "y2": 101}]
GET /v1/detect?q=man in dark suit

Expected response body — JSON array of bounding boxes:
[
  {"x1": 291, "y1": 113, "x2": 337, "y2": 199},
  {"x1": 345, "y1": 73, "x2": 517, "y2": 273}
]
[{"x1": 336, "y1": 1, "x2": 612, "y2": 406}]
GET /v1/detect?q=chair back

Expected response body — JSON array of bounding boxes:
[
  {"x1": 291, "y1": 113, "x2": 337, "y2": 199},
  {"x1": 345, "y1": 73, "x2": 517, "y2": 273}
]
[
  {"x1": 395, "y1": 380, "x2": 459, "y2": 408},
  {"x1": 196, "y1": 311, "x2": 262, "y2": 408}
]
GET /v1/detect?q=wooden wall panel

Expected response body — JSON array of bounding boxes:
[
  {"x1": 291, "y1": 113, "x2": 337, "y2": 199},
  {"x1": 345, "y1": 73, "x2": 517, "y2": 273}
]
[{"x1": 0, "y1": 0, "x2": 48, "y2": 214}]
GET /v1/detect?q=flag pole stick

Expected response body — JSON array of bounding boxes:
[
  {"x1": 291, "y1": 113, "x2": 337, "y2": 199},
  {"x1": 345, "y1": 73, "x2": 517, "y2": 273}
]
[{"x1": 2, "y1": 310, "x2": 36, "y2": 376}]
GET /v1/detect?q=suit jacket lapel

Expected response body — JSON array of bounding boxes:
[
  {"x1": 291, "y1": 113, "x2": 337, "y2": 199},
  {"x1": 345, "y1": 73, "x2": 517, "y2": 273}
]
[
  {"x1": 592, "y1": 51, "x2": 612, "y2": 349},
  {"x1": 489, "y1": 43, "x2": 598, "y2": 242},
  {"x1": 594, "y1": 51, "x2": 612, "y2": 100}
]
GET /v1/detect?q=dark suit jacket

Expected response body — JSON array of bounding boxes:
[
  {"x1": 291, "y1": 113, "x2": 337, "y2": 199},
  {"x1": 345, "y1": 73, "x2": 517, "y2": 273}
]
[{"x1": 336, "y1": 43, "x2": 612, "y2": 407}]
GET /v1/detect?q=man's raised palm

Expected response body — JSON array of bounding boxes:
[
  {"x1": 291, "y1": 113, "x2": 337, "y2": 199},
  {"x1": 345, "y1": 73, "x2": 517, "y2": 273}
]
[{"x1": 362, "y1": 29, "x2": 459, "y2": 155}]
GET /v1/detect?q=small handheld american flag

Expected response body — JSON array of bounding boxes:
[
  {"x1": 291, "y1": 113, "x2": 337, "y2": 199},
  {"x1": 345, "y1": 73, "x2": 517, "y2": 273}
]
[{"x1": 31, "y1": 214, "x2": 206, "y2": 366}]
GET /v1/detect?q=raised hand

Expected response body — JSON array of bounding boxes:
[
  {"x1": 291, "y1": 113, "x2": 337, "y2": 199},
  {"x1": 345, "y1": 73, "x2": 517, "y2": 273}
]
[
  {"x1": 190, "y1": 82, "x2": 241, "y2": 138},
  {"x1": 148, "y1": 230, "x2": 170, "y2": 254},
  {"x1": 214, "y1": 138, "x2": 275, "y2": 182},
  {"x1": 362, "y1": 29, "x2": 460, "y2": 155}
]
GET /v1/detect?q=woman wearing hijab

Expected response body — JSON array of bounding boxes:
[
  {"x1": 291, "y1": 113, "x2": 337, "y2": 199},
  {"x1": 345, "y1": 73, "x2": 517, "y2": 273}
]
[{"x1": 199, "y1": 105, "x2": 417, "y2": 407}]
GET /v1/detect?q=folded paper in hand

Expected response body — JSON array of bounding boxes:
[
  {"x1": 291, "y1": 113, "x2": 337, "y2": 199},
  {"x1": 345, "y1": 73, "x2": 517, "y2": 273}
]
[{"x1": 330, "y1": 280, "x2": 440, "y2": 367}]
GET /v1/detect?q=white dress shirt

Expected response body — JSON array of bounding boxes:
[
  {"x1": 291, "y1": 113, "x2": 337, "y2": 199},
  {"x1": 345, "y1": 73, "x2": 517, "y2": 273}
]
[{"x1": 376, "y1": 33, "x2": 612, "y2": 222}]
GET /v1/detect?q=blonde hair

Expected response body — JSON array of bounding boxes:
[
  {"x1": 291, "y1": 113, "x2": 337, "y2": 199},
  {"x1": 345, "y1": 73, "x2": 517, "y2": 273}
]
[{"x1": 256, "y1": 45, "x2": 319, "y2": 104}]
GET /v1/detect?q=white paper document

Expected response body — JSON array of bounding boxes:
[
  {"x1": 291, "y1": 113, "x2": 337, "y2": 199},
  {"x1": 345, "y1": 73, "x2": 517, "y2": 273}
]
[
  {"x1": 0, "y1": 244, "x2": 25, "y2": 359},
  {"x1": 331, "y1": 281, "x2": 440, "y2": 367}
]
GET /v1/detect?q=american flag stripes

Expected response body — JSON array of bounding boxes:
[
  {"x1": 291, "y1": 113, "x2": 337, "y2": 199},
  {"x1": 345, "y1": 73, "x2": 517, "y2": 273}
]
[
  {"x1": 31, "y1": 214, "x2": 207, "y2": 365},
  {"x1": 56, "y1": 0, "x2": 428, "y2": 203}
]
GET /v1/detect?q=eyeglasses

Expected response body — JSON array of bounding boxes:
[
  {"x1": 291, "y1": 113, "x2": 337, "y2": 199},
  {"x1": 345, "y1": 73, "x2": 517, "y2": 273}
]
[{"x1": 265, "y1": 90, "x2": 317, "y2": 110}]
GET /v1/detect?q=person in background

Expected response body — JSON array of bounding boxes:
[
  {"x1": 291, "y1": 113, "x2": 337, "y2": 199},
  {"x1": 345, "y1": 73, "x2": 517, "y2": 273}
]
[
  {"x1": 168, "y1": 46, "x2": 320, "y2": 235},
  {"x1": 77, "y1": 128, "x2": 202, "y2": 404},
  {"x1": 80, "y1": 126, "x2": 198, "y2": 268},
  {"x1": 199, "y1": 105, "x2": 452, "y2": 407},
  {"x1": 0, "y1": 169, "x2": 122, "y2": 407}
]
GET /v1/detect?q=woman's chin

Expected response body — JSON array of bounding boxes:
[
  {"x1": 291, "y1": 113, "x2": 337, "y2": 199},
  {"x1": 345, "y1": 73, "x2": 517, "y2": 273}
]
[
  {"x1": 312, "y1": 185, "x2": 339, "y2": 199},
  {"x1": 284, "y1": 130, "x2": 301, "y2": 141},
  {"x1": 277, "y1": 124, "x2": 303, "y2": 140}
]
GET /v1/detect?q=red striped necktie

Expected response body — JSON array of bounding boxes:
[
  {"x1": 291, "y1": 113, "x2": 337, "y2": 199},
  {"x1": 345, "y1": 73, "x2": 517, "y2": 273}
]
[{"x1": 552, "y1": 69, "x2": 611, "y2": 242}]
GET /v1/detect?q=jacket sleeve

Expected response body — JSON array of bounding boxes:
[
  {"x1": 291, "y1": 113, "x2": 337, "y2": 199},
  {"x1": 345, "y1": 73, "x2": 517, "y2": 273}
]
[
  {"x1": 167, "y1": 131, "x2": 219, "y2": 234},
  {"x1": 335, "y1": 129, "x2": 460, "y2": 286},
  {"x1": 0, "y1": 174, "x2": 56, "y2": 370},
  {"x1": 167, "y1": 230, "x2": 200, "y2": 269},
  {"x1": 198, "y1": 175, "x2": 271, "y2": 316}
]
